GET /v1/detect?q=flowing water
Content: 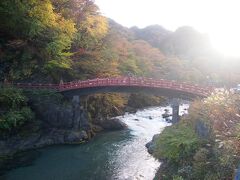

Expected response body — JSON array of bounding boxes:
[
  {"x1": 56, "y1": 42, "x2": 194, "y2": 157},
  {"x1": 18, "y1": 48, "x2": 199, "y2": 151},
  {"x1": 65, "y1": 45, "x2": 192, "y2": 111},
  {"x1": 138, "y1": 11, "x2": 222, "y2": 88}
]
[{"x1": 3, "y1": 105, "x2": 188, "y2": 180}]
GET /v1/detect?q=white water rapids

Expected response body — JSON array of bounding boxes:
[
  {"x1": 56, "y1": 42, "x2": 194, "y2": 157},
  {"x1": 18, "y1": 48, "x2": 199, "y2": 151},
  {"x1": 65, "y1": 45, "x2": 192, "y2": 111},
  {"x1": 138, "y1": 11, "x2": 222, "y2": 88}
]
[{"x1": 110, "y1": 104, "x2": 189, "y2": 180}]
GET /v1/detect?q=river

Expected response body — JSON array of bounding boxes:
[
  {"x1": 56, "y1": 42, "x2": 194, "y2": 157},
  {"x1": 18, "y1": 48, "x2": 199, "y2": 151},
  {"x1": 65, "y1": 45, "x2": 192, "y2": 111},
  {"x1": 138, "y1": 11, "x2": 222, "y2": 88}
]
[{"x1": 3, "y1": 105, "x2": 188, "y2": 180}]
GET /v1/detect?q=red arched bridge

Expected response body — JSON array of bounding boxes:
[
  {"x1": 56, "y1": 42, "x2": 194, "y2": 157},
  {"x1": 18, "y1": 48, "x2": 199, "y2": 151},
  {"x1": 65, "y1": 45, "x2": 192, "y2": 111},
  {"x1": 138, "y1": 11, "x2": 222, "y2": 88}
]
[{"x1": 5, "y1": 77, "x2": 214, "y2": 99}]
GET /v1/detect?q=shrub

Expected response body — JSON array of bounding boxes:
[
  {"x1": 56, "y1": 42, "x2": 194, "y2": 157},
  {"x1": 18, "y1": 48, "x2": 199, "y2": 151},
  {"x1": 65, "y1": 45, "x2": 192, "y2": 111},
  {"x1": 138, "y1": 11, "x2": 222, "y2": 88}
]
[
  {"x1": 173, "y1": 175, "x2": 184, "y2": 180},
  {"x1": 153, "y1": 121, "x2": 201, "y2": 163},
  {"x1": 0, "y1": 88, "x2": 34, "y2": 133},
  {"x1": 0, "y1": 107, "x2": 34, "y2": 132},
  {"x1": 0, "y1": 88, "x2": 26, "y2": 110}
]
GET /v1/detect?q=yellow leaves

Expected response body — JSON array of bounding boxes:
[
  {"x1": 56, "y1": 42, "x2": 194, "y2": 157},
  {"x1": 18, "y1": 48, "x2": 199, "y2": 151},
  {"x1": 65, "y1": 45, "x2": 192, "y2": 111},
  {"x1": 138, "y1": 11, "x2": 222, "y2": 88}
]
[
  {"x1": 29, "y1": 0, "x2": 56, "y2": 28},
  {"x1": 57, "y1": 17, "x2": 76, "y2": 39},
  {"x1": 104, "y1": 94, "x2": 127, "y2": 109},
  {"x1": 204, "y1": 90, "x2": 237, "y2": 109},
  {"x1": 27, "y1": 1, "x2": 77, "y2": 59},
  {"x1": 51, "y1": 17, "x2": 76, "y2": 52},
  {"x1": 46, "y1": 59, "x2": 71, "y2": 69},
  {"x1": 81, "y1": 15, "x2": 108, "y2": 38},
  {"x1": 28, "y1": 0, "x2": 77, "y2": 40},
  {"x1": 76, "y1": 15, "x2": 108, "y2": 48}
]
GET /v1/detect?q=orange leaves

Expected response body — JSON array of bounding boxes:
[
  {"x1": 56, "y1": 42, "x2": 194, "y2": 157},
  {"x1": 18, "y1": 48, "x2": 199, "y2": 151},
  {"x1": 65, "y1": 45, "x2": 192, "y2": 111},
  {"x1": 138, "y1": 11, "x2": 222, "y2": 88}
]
[{"x1": 190, "y1": 90, "x2": 240, "y2": 154}]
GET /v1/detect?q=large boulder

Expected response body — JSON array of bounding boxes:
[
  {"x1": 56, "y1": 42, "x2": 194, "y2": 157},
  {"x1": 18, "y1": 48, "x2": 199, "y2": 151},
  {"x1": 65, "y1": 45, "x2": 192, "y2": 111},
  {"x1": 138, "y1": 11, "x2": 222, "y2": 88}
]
[
  {"x1": 195, "y1": 120, "x2": 210, "y2": 138},
  {"x1": 146, "y1": 134, "x2": 160, "y2": 154},
  {"x1": 28, "y1": 93, "x2": 91, "y2": 131},
  {"x1": 64, "y1": 131, "x2": 88, "y2": 143},
  {"x1": 99, "y1": 118, "x2": 127, "y2": 131}
]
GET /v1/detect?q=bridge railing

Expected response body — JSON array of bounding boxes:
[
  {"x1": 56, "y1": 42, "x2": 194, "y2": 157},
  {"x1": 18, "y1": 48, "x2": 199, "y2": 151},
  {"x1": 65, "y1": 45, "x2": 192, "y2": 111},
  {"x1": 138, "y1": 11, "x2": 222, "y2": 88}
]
[
  {"x1": 58, "y1": 77, "x2": 212, "y2": 97},
  {"x1": 3, "y1": 82, "x2": 59, "y2": 90},
  {"x1": 2, "y1": 77, "x2": 214, "y2": 97}
]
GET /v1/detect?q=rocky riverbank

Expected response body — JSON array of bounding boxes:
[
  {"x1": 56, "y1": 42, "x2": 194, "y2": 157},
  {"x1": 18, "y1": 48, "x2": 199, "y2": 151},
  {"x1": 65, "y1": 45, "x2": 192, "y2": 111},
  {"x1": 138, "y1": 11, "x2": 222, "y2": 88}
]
[
  {"x1": 0, "y1": 120, "x2": 126, "y2": 157},
  {"x1": 146, "y1": 132, "x2": 173, "y2": 179},
  {"x1": 0, "y1": 96, "x2": 126, "y2": 157}
]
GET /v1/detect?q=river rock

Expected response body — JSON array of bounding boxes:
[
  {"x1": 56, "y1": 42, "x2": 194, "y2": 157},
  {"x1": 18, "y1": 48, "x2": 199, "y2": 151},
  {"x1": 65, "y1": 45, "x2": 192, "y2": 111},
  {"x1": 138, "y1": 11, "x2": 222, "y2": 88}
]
[
  {"x1": 91, "y1": 124, "x2": 103, "y2": 132},
  {"x1": 162, "y1": 113, "x2": 172, "y2": 118},
  {"x1": 146, "y1": 134, "x2": 160, "y2": 154},
  {"x1": 165, "y1": 118, "x2": 172, "y2": 123},
  {"x1": 124, "y1": 106, "x2": 137, "y2": 113},
  {"x1": 0, "y1": 129, "x2": 90, "y2": 157},
  {"x1": 99, "y1": 118, "x2": 127, "y2": 130},
  {"x1": 195, "y1": 120, "x2": 210, "y2": 138},
  {"x1": 64, "y1": 131, "x2": 88, "y2": 143}
]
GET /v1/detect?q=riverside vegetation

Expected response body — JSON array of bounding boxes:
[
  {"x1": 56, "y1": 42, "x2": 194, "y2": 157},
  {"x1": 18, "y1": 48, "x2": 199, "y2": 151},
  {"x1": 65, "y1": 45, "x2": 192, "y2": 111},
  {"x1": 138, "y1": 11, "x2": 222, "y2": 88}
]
[
  {"x1": 0, "y1": 0, "x2": 240, "y2": 179},
  {"x1": 148, "y1": 91, "x2": 240, "y2": 179}
]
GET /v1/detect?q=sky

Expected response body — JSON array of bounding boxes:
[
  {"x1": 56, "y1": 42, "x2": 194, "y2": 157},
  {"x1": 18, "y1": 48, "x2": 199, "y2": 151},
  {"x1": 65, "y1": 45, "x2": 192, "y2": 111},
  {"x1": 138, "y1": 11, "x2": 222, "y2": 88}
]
[{"x1": 95, "y1": 0, "x2": 240, "y2": 57}]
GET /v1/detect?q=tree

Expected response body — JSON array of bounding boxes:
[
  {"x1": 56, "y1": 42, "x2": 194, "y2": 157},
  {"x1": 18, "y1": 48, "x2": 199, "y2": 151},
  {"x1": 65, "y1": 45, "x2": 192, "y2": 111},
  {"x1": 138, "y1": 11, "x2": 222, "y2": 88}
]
[{"x1": 0, "y1": 0, "x2": 76, "y2": 81}]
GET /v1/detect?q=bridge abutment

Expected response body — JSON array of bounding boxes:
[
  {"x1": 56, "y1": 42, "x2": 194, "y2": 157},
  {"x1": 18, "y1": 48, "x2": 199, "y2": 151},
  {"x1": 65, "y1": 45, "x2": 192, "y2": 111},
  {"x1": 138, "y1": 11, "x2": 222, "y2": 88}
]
[{"x1": 71, "y1": 95, "x2": 91, "y2": 131}]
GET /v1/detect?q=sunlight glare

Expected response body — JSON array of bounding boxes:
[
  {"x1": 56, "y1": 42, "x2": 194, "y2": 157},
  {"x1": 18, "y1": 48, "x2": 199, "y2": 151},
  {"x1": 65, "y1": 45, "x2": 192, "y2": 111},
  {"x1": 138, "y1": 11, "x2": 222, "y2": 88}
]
[{"x1": 96, "y1": 0, "x2": 240, "y2": 57}]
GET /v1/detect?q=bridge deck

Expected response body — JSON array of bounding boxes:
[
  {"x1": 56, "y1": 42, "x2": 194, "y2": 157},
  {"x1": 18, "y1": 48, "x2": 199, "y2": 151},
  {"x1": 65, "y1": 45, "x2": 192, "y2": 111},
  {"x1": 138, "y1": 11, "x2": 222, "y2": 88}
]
[{"x1": 3, "y1": 77, "x2": 213, "y2": 97}]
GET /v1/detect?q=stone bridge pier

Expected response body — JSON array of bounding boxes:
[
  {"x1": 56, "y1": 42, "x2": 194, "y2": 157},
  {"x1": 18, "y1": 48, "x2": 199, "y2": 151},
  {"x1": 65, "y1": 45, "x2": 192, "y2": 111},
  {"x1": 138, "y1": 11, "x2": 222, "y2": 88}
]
[{"x1": 171, "y1": 98, "x2": 180, "y2": 124}]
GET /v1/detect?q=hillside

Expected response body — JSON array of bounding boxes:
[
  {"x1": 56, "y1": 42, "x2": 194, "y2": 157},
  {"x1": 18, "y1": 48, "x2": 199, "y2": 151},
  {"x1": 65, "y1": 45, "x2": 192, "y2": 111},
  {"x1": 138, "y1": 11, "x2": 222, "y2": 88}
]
[
  {"x1": 131, "y1": 25, "x2": 171, "y2": 48},
  {"x1": 1, "y1": 0, "x2": 240, "y2": 138},
  {"x1": 0, "y1": 0, "x2": 239, "y2": 86}
]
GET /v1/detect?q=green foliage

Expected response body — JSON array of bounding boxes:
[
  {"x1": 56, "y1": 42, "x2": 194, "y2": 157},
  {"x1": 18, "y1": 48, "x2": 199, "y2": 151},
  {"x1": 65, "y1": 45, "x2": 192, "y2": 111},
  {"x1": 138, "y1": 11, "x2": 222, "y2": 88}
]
[
  {"x1": 0, "y1": 0, "x2": 76, "y2": 81},
  {"x1": 24, "y1": 89, "x2": 63, "y2": 105},
  {"x1": 127, "y1": 93, "x2": 164, "y2": 109},
  {"x1": 0, "y1": 46, "x2": 38, "y2": 80},
  {"x1": 0, "y1": 88, "x2": 34, "y2": 133},
  {"x1": 192, "y1": 148, "x2": 211, "y2": 178},
  {"x1": 119, "y1": 58, "x2": 142, "y2": 76},
  {"x1": 0, "y1": 0, "x2": 114, "y2": 81},
  {"x1": 153, "y1": 121, "x2": 201, "y2": 162},
  {"x1": 74, "y1": 15, "x2": 108, "y2": 49},
  {"x1": 86, "y1": 93, "x2": 127, "y2": 121},
  {"x1": 0, "y1": 107, "x2": 34, "y2": 131},
  {"x1": 53, "y1": 0, "x2": 109, "y2": 50},
  {"x1": 0, "y1": 88, "x2": 26, "y2": 110},
  {"x1": 1, "y1": 0, "x2": 239, "y2": 86},
  {"x1": 173, "y1": 175, "x2": 184, "y2": 180}
]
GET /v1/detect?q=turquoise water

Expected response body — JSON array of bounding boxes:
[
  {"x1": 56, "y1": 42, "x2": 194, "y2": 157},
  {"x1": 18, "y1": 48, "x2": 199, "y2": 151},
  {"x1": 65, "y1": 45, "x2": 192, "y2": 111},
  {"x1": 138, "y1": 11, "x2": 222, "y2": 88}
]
[
  {"x1": 2, "y1": 105, "x2": 188, "y2": 180},
  {"x1": 4, "y1": 131, "x2": 130, "y2": 180}
]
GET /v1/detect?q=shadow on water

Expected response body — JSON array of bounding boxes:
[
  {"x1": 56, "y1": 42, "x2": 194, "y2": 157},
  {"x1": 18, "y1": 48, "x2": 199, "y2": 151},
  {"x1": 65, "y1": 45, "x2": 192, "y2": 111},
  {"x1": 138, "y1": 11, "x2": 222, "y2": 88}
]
[
  {"x1": 1, "y1": 129, "x2": 131, "y2": 180},
  {"x1": 0, "y1": 150, "x2": 41, "y2": 178}
]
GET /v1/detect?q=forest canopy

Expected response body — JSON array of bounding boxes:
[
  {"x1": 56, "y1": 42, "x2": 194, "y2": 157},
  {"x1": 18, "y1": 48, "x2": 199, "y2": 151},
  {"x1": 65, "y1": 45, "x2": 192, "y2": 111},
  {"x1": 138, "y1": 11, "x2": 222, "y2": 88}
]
[{"x1": 0, "y1": 0, "x2": 239, "y2": 86}]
